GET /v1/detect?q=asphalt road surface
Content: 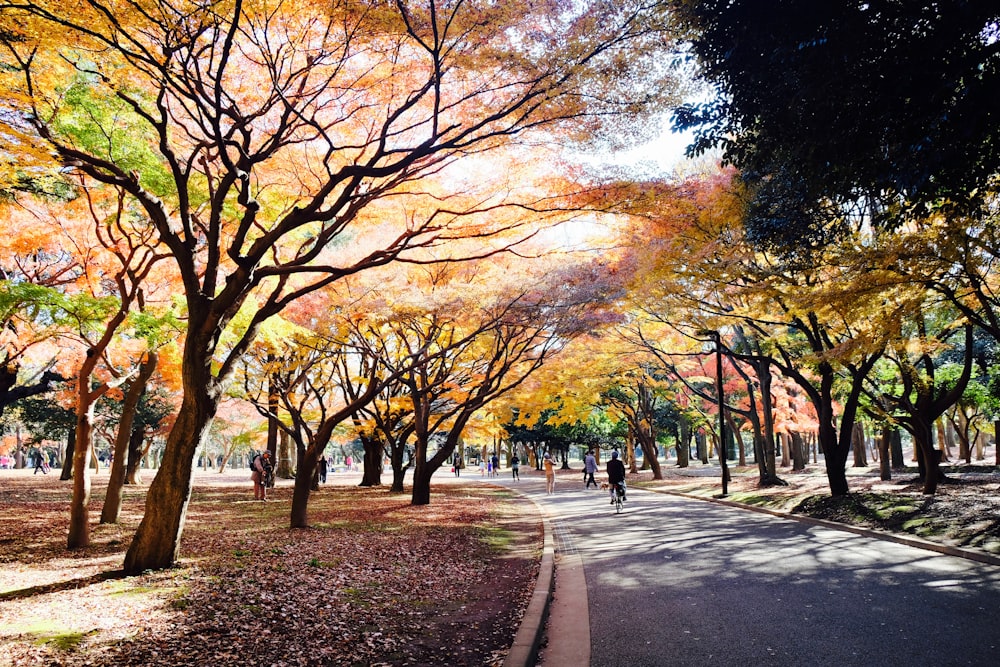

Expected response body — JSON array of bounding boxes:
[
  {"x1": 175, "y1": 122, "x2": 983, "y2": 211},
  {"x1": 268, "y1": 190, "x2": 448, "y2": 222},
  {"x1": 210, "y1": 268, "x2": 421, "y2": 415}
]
[{"x1": 487, "y1": 474, "x2": 1000, "y2": 667}]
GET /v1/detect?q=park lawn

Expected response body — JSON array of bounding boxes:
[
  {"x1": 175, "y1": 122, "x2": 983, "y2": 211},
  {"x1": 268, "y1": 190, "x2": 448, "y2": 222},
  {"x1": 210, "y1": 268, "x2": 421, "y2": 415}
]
[{"x1": 0, "y1": 469, "x2": 541, "y2": 667}]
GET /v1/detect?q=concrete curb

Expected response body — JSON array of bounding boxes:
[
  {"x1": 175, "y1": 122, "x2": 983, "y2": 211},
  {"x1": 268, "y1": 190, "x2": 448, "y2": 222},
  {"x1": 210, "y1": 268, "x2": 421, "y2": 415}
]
[
  {"x1": 656, "y1": 487, "x2": 1000, "y2": 568},
  {"x1": 504, "y1": 511, "x2": 555, "y2": 667}
]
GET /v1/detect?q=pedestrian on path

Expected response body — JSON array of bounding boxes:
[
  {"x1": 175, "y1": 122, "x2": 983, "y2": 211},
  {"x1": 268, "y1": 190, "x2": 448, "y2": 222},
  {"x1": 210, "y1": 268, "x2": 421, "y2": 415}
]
[
  {"x1": 606, "y1": 450, "x2": 626, "y2": 504},
  {"x1": 584, "y1": 450, "x2": 598, "y2": 488},
  {"x1": 543, "y1": 452, "x2": 556, "y2": 494},
  {"x1": 33, "y1": 450, "x2": 48, "y2": 475},
  {"x1": 453, "y1": 453, "x2": 462, "y2": 477},
  {"x1": 511, "y1": 455, "x2": 520, "y2": 480},
  {"x1": 490, "y1": 453, "x2": 500, "y2": 478}
]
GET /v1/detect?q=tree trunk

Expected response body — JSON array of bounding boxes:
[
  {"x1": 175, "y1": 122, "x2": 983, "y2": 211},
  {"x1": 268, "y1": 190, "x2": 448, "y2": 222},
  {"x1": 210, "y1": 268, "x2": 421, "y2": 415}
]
[
  {"x1": 912, "y1": 417, "x2": 942, "y2": 495},
  {"x1": 125, "y1": 427, "x2": 147, "y2": 484},
  {"x1": 359, "y1": 435, "x2": 383, "y2": 487},
  {"x1": 66, "y1": 410, "x2": 93, "y2": 549},
  {"x1": 635, "y1": 430, "x2": 662, "y2": 480},
  {"x1": 675, "y1": 422, "x2": 690, "y2": 468},
  {"x1": 60, "y1": 427, "x2": 76, "y2": 481},
  {"x1": 290, "y1": 450, "x2": 319, "y2": 529},
  {"x1": 123, "y1": 386, "x2": 219, "y2": 574},
  {"x1": 890, "y1": 429, "x2": 904, "y2": 469},
  {"x1": 101, "y1": 353, "x2": 157, "y2": 525},
  {"x1": 276, "y1": 430, "x2": 293, "y2": 480},
  {"x1": 878, "y1": 427, "x2": 892, "y2": 481},
  {"x1": 851, "y1": 422, "x2": 867, "y2": 467},
  {"x1": 996, "y1": 420, "x2": 1000, "y2": 466},
  {"x1": 790, "y1": 431, "x2": 806, "y2": 471}
]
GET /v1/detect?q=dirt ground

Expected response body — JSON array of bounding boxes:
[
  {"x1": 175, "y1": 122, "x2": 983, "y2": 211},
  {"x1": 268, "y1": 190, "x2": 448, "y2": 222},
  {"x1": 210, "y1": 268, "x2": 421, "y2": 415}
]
[
  {"x1": 3, "y1": 459, "x2": 998, "y2": 667},
  {"x1": 0, "y1": 469, "x2": 541, "y2": 667}
]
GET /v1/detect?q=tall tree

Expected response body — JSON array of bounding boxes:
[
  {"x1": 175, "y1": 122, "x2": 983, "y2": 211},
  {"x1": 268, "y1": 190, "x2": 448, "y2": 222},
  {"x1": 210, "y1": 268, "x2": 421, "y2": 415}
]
[
  {"x1": 672, "y1": 0, "x2": 1000, "y2": 247},
  {"x1": 0, "y1": 0, "x2": 676, "y2": 571}
]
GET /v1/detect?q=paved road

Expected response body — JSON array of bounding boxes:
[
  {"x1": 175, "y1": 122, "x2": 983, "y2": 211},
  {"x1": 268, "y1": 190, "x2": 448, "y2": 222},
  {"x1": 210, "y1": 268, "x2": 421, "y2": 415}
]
[{"x1": 484, "y1": 474, "x2": 1000, "y2": 667}]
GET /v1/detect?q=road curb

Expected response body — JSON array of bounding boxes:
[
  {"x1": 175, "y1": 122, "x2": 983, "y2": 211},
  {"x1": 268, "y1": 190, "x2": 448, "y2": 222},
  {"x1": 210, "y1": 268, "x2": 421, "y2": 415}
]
[
  {"x1": 656, "y1": 487, "x2": 1000, "y2": 568},
  {"x1": 504, "y1": 508, "x2": 555, "y2": 667}
]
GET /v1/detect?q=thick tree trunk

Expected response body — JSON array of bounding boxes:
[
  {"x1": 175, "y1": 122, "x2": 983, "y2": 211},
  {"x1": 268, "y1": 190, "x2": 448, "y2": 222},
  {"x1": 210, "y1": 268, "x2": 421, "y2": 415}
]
[
  {"x1": 124, "y1": 388, "x2": 219, "y2": 574},
  {"x1": 890, "y1": 429, "x2": 905, "y2": 469},
  {"x1": 912, "y1": 418, "x2": 942, "y2": 495},
  {"x1": 635, "y1": 431, "x2": 662, "y2": 480},
  {"x1": 359, "y1": 436, "x2": 383, "y2": 487},
  {"x1": 290, "y1": 453, "x2": 318, "y2": 529}
]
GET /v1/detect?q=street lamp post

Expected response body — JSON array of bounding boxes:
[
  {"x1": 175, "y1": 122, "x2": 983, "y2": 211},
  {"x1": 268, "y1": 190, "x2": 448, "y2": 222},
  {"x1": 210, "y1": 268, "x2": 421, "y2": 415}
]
[{"x1": 699, "y1": 329, "x2": 729, "y2": 497}]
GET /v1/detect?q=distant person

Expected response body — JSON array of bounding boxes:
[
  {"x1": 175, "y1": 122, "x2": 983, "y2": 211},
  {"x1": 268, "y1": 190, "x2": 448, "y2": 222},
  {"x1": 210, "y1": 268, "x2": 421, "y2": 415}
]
[
  {"x1": 606, "y1": 450, "x2": 626, "y2": 505},
  {"x1": 511, "y1": 455, "x2": 520, "y2": 481},
  {"x1": 543, "y1": 452, "x2": 555, "y2": 494},
  {"x1": 479, "y1": 458, "x2": 487, "y2": 476},
  {"x1": 345, "y1": 454, "x2": 353, "y2": 472},
  {"x1": 584, "y1": 450, "x2": 598, "y2": 489},
  {"x1": 33, "y1": 450, "x2": 48, "y2": 475},
  {"x1": 490, "y1": 453, "x2": 500, "y2": 477},
  {"x1": 319, "y1": 455, "x2": 328, "y2": 483},
  {"x1": 251, "y1": 450, "x2": 274, "y2": 501},
  {"x1": 453, "y1": 453, "x2": 462, "y2": 477}
]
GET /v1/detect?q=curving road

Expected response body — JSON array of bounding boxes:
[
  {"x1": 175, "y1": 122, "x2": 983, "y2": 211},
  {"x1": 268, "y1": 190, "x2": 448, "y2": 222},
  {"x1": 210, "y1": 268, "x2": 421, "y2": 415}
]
[{"x1": 483, "y1": 473, "x2": 1000, "y2": 667}]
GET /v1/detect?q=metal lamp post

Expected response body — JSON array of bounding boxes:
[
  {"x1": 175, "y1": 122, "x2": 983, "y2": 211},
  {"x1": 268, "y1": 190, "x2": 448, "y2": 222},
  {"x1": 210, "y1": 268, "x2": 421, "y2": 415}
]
[{"x1": 699, "y1": 329, "x2": 729, "y2": 497}]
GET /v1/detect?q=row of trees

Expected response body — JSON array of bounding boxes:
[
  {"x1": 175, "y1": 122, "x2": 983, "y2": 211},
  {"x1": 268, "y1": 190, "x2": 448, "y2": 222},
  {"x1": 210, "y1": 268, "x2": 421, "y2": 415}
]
[
  {"x1": 2, "y1": 0, "x2": 998, "y2": 577},
  {"x1": 0, "y1": 0, "x2": 680, "y2": 573}
]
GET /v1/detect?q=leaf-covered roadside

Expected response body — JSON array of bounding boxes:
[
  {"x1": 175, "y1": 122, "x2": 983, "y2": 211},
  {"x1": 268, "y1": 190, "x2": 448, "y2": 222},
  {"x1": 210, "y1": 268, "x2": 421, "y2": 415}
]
[{"x1": 0, "y1": 474, "x2": 542, "y2": 666}]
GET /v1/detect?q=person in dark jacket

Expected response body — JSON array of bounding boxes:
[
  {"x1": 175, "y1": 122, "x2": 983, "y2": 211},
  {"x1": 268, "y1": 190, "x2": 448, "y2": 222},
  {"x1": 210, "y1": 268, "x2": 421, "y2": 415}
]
[{"x1": 606, "y1": 450, "x2": 626, "y2": 504}]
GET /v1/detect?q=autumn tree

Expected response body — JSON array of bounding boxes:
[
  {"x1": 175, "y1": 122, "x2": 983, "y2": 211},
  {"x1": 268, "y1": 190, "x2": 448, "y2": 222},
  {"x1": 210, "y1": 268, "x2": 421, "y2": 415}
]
[{"x1": 0, "y1": 0, "x2": 677, "y2": 570}]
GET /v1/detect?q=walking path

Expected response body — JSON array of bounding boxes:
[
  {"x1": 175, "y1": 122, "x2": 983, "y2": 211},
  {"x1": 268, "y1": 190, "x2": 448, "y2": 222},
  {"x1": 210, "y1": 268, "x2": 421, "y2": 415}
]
[{"x1": 482, "y1": 470, "x2": 1000, "y2": 667}]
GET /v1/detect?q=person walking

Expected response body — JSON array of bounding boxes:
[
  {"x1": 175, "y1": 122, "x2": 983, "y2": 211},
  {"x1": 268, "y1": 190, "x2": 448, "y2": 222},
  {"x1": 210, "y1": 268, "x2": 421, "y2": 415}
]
[
  {"x1": 453, "y1": 453, "x2": 462, "y2": 477},
  {"x1": 319, "y1": 455, "x2": 328, "y2": 483},
  {"x1": 33, "y1": 450, "x2": 48, "y2": 475},
  {"x1": 584, "y1": 450, "x2": 598, "y2": 488},
  {"x1": 490, "y1": 453, "x2": 500, "y2": 478},
  {"x1": 606, "y1": 450, "x2": 626, "y2": 505},
  {"x1": 543, "y1": 452, "x2": 556, "y2": 494},
  {"x1": 511, "y1": 454, "x2": 520, "y2": 481}
]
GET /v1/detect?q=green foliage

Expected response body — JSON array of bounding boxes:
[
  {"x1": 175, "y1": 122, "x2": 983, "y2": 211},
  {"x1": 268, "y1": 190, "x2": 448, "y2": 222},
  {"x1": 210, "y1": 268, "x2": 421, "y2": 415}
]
[
  {"x1": 674, "y1": 1, "x2": 1000, "y2": 248},
  {"x1": 14, "y1": 396, "x2": 76, "y2": 441},
  {"x1": 52, "y1": 77, "x2": 174, "y2": 197}
]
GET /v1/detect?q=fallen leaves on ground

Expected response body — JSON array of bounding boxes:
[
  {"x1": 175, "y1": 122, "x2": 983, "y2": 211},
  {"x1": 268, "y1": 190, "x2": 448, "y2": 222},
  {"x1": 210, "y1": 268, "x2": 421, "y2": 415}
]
[{"x1": 0, "y1": 471, "x2": 541, "y2": 667}]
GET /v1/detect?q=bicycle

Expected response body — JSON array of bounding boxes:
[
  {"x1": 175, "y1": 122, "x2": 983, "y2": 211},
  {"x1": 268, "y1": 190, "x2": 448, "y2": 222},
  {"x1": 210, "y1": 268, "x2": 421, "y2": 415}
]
[{"x1": 613, "y1": 481, "x2": 626, "y2": 513}]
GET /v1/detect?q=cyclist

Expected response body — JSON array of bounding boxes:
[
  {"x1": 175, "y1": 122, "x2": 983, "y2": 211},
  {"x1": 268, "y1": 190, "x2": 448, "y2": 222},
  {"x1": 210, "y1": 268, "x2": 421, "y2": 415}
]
[{"x1": 606, "y1": 450, "x2": 626, "y2": 505}]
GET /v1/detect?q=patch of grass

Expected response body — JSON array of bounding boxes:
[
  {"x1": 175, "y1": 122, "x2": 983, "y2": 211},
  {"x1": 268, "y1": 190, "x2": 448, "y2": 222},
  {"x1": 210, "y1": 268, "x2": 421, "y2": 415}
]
[
  {"x1": 307, "y1": 557, "x2": 342, "y2": 568},
  {"x1": 475, "y1": 525, "x2": 515, "y2": 553},
  {"x1": 23, "y1": 622, "x2": 94, "y2": 652},
  {"x1": 902, "y1": 517, "x2": 932, "y2": 532}
]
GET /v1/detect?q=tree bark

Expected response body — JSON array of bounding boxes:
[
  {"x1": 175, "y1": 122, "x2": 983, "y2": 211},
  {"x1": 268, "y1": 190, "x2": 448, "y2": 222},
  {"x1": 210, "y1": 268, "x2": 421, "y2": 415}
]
[
  {"x1": 359, "y1": 435, "x2": 384, "y2": 487},
  {"x1": 101, "y1": 353, "x2": 157, "y2": 524},
  {"x1": 878, "y1": 427, "x2": 892, "y2": 481},
  {"x1": 124, "y1": 356, "x2": 221, "y2": 574},
  {"x1": 60, "y1": 427, "x2": 76, "y2": 481}
]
